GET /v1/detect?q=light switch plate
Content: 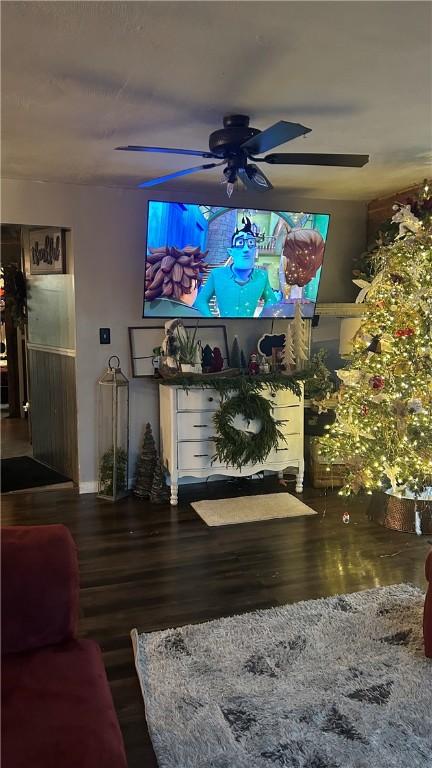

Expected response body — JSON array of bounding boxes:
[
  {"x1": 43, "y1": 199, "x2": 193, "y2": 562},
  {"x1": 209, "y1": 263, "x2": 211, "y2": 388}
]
[{"x1": 99, "y1": 328, "x2": 111, "y2": 344}]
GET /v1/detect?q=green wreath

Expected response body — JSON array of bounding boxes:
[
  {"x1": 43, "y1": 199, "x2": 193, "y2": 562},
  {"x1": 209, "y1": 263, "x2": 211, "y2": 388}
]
[{"x1": 213, "y1": 391, "x2": 285, "y2": 469}]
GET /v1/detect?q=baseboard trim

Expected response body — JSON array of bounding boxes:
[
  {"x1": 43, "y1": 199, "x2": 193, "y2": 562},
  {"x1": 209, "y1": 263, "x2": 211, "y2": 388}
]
[
  {"x1": 79, "y1": 480, "x2": 135, "y2": 495},
  {"x1": 79, "y1": 481, "x2": 98, "y2": 494}
]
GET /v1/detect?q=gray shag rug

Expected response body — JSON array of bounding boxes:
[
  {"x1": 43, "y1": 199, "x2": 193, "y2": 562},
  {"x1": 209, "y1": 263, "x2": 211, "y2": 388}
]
[{"x1": 132, "y1": 584, "x2": 432, "y2": 768}]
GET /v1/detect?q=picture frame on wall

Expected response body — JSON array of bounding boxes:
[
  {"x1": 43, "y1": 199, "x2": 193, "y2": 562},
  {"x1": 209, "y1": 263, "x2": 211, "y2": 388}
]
[
  {"x1": 29, "y1": 229, "x2": 66, "y2": 275},
  {"x1": 129, "y1": 324, "x2": 229, "y2": 378}
]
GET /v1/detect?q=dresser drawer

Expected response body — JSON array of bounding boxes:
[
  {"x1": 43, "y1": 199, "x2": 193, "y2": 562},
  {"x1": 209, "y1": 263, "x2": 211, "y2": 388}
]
[
  {"x1": 177, "y1": 388, "x2": 222, "y2": 412},
  {"x1": 269, "y1": 436, "x2": 303, "y2": 463},
  {"x1": 273, "y1": 405, "x2": 302, "y2": 436},
  {"x1": 178, "y1": 440, "x2": 222, "y2": 470},
  {"x1": 176, "y1": 386, "x2": 301, "y2": 412},
  {"x1": 178, "y1": 411, "x2": 216, "y2": 441},
  {"x1": 268, "y1": 387, "x2": 302, "y2": 407}
]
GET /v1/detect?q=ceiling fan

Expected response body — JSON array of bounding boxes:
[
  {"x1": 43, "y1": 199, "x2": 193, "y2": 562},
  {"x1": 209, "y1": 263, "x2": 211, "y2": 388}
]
[{"x1": 116, "y1": 114, "x2": 369, "y2": 195}]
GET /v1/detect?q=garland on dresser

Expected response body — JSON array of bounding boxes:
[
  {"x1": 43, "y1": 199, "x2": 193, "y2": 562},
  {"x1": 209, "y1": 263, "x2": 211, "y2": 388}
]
[{"x1": 162, "y1": 373, "x2": 303, "y2": 469}]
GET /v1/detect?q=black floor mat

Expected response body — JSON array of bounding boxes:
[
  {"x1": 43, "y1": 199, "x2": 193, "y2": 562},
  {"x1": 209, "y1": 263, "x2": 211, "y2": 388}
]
[{"x1": 1, "y1": 456, "x2": 70, "y2": 492}]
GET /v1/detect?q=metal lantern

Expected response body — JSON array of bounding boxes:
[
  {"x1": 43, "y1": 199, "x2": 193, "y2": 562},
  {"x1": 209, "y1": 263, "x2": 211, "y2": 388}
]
[{"x1": 97, "y1": 355, "x2": 129, "y2": 501}]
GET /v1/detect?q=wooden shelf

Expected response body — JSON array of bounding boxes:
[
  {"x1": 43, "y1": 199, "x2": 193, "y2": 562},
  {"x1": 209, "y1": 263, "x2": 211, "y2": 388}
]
[{"x1": 315, "y1": 302, "x2": 365, "y2": 317}]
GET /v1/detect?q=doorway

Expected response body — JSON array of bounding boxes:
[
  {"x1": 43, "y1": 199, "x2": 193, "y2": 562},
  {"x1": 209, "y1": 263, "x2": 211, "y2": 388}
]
[{"x1": 1, "y1": 224, "x2": 78, "y2": 492}]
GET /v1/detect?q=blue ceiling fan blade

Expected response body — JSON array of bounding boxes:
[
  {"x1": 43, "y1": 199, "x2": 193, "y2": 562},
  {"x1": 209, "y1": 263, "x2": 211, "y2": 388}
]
[
  {"x1": 138, "y1": 162, "x2": 222, "y2": 188},
  {"x1": 116, "y1": 145, "x2": 214, "y2": 158}
]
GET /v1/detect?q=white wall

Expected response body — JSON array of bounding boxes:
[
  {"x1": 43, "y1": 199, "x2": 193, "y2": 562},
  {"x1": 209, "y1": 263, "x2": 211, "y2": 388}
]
[{"x1": 1, "y1": 178, "x2": 366, "y2": 491}]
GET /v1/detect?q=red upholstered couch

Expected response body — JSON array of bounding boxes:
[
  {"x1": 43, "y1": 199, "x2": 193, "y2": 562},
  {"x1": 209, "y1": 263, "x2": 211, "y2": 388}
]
[
  {"x1": 424, "y1": 549, "x2": 432, "y2": 658},
  {"x1": 1, "y1": 525, "x2": 127, "y2": 768}
]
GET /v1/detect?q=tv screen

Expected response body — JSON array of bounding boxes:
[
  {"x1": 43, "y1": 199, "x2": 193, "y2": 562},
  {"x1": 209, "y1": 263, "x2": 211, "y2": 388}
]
[{"x1": 144, "y1": 201, "x2": 330, "y2": 319}]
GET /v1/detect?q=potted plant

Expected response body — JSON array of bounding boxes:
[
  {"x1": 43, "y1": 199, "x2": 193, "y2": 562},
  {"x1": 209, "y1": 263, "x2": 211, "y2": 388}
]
[{"x1": 176, "y1": 325, "x2": 201, "y2": 373}]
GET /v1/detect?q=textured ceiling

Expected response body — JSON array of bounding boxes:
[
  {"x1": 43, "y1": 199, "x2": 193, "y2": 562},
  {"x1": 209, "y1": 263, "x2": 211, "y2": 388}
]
[{"x1": 2, "y1": 1, "x2": 431, "y2": 200}]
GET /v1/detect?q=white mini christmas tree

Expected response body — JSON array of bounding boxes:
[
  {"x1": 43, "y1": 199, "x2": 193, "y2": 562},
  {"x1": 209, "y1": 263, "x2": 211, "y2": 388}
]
[
  {"x1": 293, "y1": 304, "x2": 308, "y2": 369},
  {"x1": 283, "y1": 322, "x2": 295, "y2": 370}
]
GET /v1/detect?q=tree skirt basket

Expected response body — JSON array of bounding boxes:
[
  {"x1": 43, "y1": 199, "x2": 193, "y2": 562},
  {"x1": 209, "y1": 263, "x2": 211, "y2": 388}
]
[
  {"x1": 370, "y1": 491, "x2": 432, "y2": 535},
  {"x1": 309, "y1": 437, "x2": 347, "y2": 489}
]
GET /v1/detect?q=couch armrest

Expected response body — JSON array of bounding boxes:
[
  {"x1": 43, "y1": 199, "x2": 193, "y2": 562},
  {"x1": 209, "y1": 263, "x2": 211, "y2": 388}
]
[
  {"x1": 425, "y1": 549, "x2": 432, "y2": 583},
  {"x1": 1, "y1": 524, "x2": 79, "y2": 654}
]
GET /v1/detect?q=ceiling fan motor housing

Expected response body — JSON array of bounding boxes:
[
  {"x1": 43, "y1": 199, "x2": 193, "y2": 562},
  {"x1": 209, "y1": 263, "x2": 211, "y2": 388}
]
[{"x1": 209, "y1": 114, "x2": 260, "y2": 158}]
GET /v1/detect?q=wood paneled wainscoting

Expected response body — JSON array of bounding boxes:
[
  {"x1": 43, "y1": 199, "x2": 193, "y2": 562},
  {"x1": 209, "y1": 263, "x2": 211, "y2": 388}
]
[{"x1": 27, "y1": 345, "x2": 78, "y2": 482}]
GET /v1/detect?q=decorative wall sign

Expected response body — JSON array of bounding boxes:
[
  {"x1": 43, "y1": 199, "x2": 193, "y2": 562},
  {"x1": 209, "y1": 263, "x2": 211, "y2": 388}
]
[
  {"x1": 257, "y1": 333, "x2": 286, "y2": 358},
  {"x1": 29, "y1": 229, "x2": 66, "y2": 275}
]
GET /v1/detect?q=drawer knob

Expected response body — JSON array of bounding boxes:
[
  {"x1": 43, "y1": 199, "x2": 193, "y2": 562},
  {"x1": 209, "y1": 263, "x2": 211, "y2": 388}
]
[
  {"x1": 194, "y1": 454, "x2": 209, "y2": 457},
  {"x1": 193, "y1": 424, "x2": 208, "y2": 428},
  {"x1": 208, "y1": 396, "x2": 214, "y2": 402}
]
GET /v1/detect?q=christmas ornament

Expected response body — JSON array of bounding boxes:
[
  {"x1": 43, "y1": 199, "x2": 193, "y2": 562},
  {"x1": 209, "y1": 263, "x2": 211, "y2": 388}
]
[
  {"x1": 282, "y1": 228, "x2": 325, "y2": 287},
  {"x1": 248, "y1": 353, "x2": 259, "y2": 375},
  {"x1": 366, "y1": 335, "x2": 381, "y2": 354},
  {"x1": 391, "y1": 399, "x2": 408, "y2": 438},
  {"x1": 391, "y1": 203, "x2": 422, "y2": 238},
  {"x1": 407, "y1": 398, "x2": 423, "y2": 413},
  {"x1": 395, "y1": 327, "x2": 414, "y2": 337},
  {"x1": 361, "y1": 404, "x2": 369, "y2": 416},
  {"x1": 369, "y1": 375, "x2": 385, "y2": 390},
  {"x1": 336, "y1": 369, "x2": 363, "y2": 387},
  {"x1": 342, "y1": 512, "x2": 350, "y2": 524},
  {"x1": 393, "y1": 360, "x2": 410, "y2": 376}
]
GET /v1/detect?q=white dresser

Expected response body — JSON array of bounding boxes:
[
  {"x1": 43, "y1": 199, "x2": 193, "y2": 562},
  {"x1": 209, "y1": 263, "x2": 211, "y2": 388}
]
[{"x1": 159, "y1": 383, "x2": 304, "y2": 505}]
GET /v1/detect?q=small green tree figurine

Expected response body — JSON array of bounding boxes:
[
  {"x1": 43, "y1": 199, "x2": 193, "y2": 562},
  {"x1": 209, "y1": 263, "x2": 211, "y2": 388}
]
[
  {"x1": 99, "y1": 447, "x2": 128, "y2": 498},
  {"x1": 134, "y1": 423, "x2": 157, "y2": 498},
  {"x1": 150, "y1": 456, "x2": 169, "y2": 503},
  {"x1": 231, "y1": 335, "x2": 241, "y2": 368}
]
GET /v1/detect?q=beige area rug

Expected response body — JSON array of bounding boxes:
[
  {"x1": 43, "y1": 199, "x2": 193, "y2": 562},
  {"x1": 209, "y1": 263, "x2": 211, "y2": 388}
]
[{"x1": 191, "y1": 492, "x2": 318, "y2": 526}]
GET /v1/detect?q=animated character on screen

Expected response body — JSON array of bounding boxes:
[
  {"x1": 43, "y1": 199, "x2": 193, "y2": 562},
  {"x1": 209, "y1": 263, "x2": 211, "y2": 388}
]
[
  {"x1": 261, "y1": 228, "x2": 325, "y2": 318},
  {"x1": 144, "y1": 245, "x2": 208, "y2": 317},
  {"x1": 193, "y1": 217, "x2": 277, "y2": 318}
]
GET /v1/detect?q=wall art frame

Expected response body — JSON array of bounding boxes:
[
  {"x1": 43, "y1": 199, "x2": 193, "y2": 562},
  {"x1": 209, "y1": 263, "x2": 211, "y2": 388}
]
[
  {"x1": 129, "y1": 323, "x2": 229, "y2": 378},
  {"x1": 29, "y1": 228, "x2": 66, "y2": 275}
]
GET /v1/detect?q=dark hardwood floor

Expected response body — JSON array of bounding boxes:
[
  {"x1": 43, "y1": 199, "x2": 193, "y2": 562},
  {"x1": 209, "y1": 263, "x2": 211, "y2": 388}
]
[{"x1": 2, "y1": 477, "x2": 429, "y2": 767}]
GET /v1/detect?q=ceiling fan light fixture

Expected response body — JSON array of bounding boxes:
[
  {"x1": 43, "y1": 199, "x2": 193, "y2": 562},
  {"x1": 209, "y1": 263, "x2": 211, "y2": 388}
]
[
  {"x1": 223, "y1": 163, "x2": 238, "y2": 197},
  {"x1": 226, "y1": 181, "x2": 235, "y2": 198}
]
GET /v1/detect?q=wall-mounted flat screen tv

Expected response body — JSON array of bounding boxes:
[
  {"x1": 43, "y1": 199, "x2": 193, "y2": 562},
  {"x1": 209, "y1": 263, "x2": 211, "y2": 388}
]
[{"x1": 143, "y1": 200, "x2": 330, "y2": 319}]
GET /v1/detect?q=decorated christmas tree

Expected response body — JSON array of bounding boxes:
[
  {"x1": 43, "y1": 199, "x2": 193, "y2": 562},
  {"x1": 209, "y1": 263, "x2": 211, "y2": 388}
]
[
  {"x1": 134, "y1": 423, "x2": 157, "y2": 498},
  {"x1": 322, "y1": 190, "x2": 432, "y2": 500}
]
